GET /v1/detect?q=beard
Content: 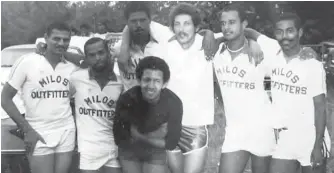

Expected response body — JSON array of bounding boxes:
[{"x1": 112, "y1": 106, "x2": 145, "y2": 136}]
[{"x1": 130, "y1": 30, "x2": 150, "y2": 46}]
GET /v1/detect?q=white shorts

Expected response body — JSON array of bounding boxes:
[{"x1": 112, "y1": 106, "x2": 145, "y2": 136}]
[
  {"x1": 33, "y1": 128, "x2": 76, "y2": 156},
  {"x1": 272, "y1": 127, "x2": 315, "y2": 166},
  {"x1": 221, "y1": 125, "x2": 275, "y2": 157},
  {"x1": 79, "y1": 150, "x2": 120, "y2": 170}
]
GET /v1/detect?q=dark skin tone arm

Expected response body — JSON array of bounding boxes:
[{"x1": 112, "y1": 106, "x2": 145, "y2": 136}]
[
  {"x1": 1, "y1": 83, "x2": 46, "y2": 155},
  {"x1": 1, "y1": 84, "x2": 32, "y2": 133},
  {"x1": 131, "y1": 123, "x2": 167, "y2": 149},
  {"x1": 311, "y1": 93, "x2": 326, "y2": 166}
]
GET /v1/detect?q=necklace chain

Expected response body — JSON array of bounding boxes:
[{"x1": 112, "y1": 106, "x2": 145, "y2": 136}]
[{"x1": 227, "y1": 39, "x2": 246, "y2": 53}]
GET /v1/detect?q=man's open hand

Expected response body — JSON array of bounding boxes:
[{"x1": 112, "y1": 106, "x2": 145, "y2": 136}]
[{"x1": 24, "y1": 129, "x2": 46, "y2": 155}]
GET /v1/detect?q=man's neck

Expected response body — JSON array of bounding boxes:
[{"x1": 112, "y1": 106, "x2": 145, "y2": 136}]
[
  {"x1": 227, "y1": 34, "x2": 246, "y2": 51},
  {"x1": 180, "y1": 36, "x2": 196, "y2": 50},
  {"x1": 283, "y1": 45, "x2": 301, "y2": 62},
  {"x1": 93, "y1": 66, "x2": 112, "y2": 81},
  {"x1": 133, "y1": 33, "x2": 150, "y2": 49},
  {"x1": 45, "y1": 51, "x2": 62, "y2": 67},
  {"x1": 145, "y1": 95, "x2": 160, "y2": 105}
]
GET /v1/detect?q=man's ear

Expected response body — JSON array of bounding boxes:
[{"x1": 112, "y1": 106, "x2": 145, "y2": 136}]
[
  {"x1": 195, "y1": 26, "x2": 200, "y2": 33},
  {"x1": 242, "y1": 20, "x2": 248, "y2": 29},
  {"x1": 298, "y1": 28, "x2": 303, "y2": 39},
  {"x1": 162, "y1": 81, "x2": 168, "y2": 89}
]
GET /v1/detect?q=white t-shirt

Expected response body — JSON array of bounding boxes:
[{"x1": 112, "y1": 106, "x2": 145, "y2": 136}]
[
  {"x1": 213, "y1": 42, "x2": 272, "y2": 128},
  {"x1": 70, "y1": 69, "x2": 123, "y2": 153},
  {"x1": 7, "y1": 53, "x2": 77, "y2": 134},
  {"x1": 258, "y1": 35, "x2": 327, "y2": 128},
  {"x1": 165, "y1": 34, "x2": 214, "y2": 126}
]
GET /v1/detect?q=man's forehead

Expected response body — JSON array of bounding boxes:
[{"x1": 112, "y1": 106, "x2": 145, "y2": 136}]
[
  {"x1": 49, "y1": 29, "x2": 70, "y2": 37},
  {"x1": 221, "y1": 10, "x2": 239, "y2": 20},
  {"x1": 275, "y1": 19, "x2": 296, "y2": 29},
  {"x1": 86, "y1": 41, "x2": 105, "y2": 53},
  {"x1": 174, "y1": 14, "x2": 193, "y2": 22},
  {"x1": 128, "y1": 11, "x2": 149, "y2": 20}
]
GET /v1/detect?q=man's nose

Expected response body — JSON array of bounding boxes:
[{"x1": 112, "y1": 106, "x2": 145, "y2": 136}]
[
  {"x1": 148, "y1": 81, "x2": 155, "y2": 88},
  {"x1": 58, "y1": 39, "x2": 65, "y2": 46},
  {"x1": 136, "y1": 21, "x2": 142, "y2": 27}
]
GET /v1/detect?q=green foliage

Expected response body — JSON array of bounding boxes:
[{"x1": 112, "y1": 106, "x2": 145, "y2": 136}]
[{"x1": 0, "y1": 1, "x2": 234, "y2": 50}]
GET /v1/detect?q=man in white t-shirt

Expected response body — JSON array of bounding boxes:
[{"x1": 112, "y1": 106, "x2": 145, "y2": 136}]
[
  {"x1": 162, "y1": 3, "x2": 215, "y2": 173},
  {"x1": 70, "y1": 37, "x2": 123, "y2": 173},
  {"x1": 249, "y1": 13, "x2": 327, "y2": 173},
  {"x1": 2, "y1": 22, "x2": 77, "y2": 173},
  {"x1": 213, "y1": 4, "x2": 275, "y2": 173}
]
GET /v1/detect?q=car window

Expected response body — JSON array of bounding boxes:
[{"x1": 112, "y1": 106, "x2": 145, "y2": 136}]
[
  {"x1": 1, "y1": 46, "x2": 82, "y2": 67},
  {"x1": 1, "y1": 48, "x2": 35, "y2": 67}
]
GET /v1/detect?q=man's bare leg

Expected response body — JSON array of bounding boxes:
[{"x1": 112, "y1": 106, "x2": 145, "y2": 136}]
[
  {"x1": 183, "y1": 146, "x2": 208, "y2": 173},
  {"x1": 54, "y1": 151, "x2": 73, "y2": 173},
  {"x1": 101, "y1": 166, "x2": 122, "y2": 173},
  {"x1": 119, "y1": 159, "x2": 142, "y2": 173},
  {"x1": 80, "y1": 170, "x2": 99, "y2": 173},
  {"x1": 269, "y1": 158, "x2": 299, "y2": 173},
  {"x1": 28, "y1": 154, "x2": 54, "y2": 173},
  {"x1": 250, "y1": 154, "x2": 271, "y2": 173},
  {"x1": 167, "y1": 151, "x2": 183, "y2": 173},
  {"x1": 143, "y1": 162, "x2": 166, "y2": 173},
  {"x1": 219, "y1": 150, "x2": 250, "y2": 173}
]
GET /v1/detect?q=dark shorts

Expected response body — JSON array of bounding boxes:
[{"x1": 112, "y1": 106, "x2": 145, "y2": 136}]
[
  {"x1": 118, "y1": 146, "x2": 167, "y2": 165},
  {"x1": 169, "y1": 125, "x2": 208, "y2": 154}
]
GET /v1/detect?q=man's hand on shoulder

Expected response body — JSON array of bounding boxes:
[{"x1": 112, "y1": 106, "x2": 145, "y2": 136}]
[
  {"x1": 35, "y1": 42, "x2": 47, "y2": 56},
  {"x1": 300, "y1": 47, "x2": 318, "y2": 61},
  {"x1": 247, "y1": 39, "x2": 264, "y2": 66},
  {"x1": 199, "y1": 29, "x2": 220, "y2": 61}
]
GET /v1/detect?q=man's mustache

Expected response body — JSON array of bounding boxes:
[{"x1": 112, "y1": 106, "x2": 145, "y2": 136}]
[
  {"x1": 177, "y1": 31, "x2": 188, "y2": 37},
  {"x1": 280, "y1": 39, "x2": 293, "y2": 44},
  {"x1": 134, "y1": 28, "x2": 144, "y2": 33}
]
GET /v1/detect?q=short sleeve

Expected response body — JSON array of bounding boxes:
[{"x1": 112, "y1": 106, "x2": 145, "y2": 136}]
[
  {"x1": 7, "y1": 56, "x2": 28, "y2": 90},
  {"x1": 308, "y1": 60, "x2": 327, "y2": 97},
  {"x1": 150, "y1": 21, "x2": 173, "y2": 43}
]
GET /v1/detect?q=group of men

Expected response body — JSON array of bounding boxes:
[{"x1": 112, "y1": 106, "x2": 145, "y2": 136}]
[{"x1": 1, "y1": 2, "x2": 329, "y2": 173}]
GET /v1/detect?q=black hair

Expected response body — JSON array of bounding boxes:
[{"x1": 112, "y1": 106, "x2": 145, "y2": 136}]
[
  {"x1": 220, "y1": 3, "x2": 247, "y2": 22},
  {"x1": 124, "y1": 1, "x2": 151, "y2": 20},
  {"x1": 136, "y1": 56, "x2": 170, "y2": 83},
  {"x1": 274, "y1": 12, "x2": 302, "y2": 29},
  {"x1": 83, "y1": 37, "x2": 109, "y2": 56},
  {"x1": 169, "y1": 3, "x2": 201, "y2": 31},
  {"x1": 46, "y1": 22, "x2": 71, "y2": 36}
]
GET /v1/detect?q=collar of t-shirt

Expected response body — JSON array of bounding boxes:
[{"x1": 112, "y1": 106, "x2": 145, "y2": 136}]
[
  {"x1": 88, "y1": 63, "x2": 117, "y2": 81},
  {"x1": 42, "y1": 54, "x2": 67, "y2": 64}
]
